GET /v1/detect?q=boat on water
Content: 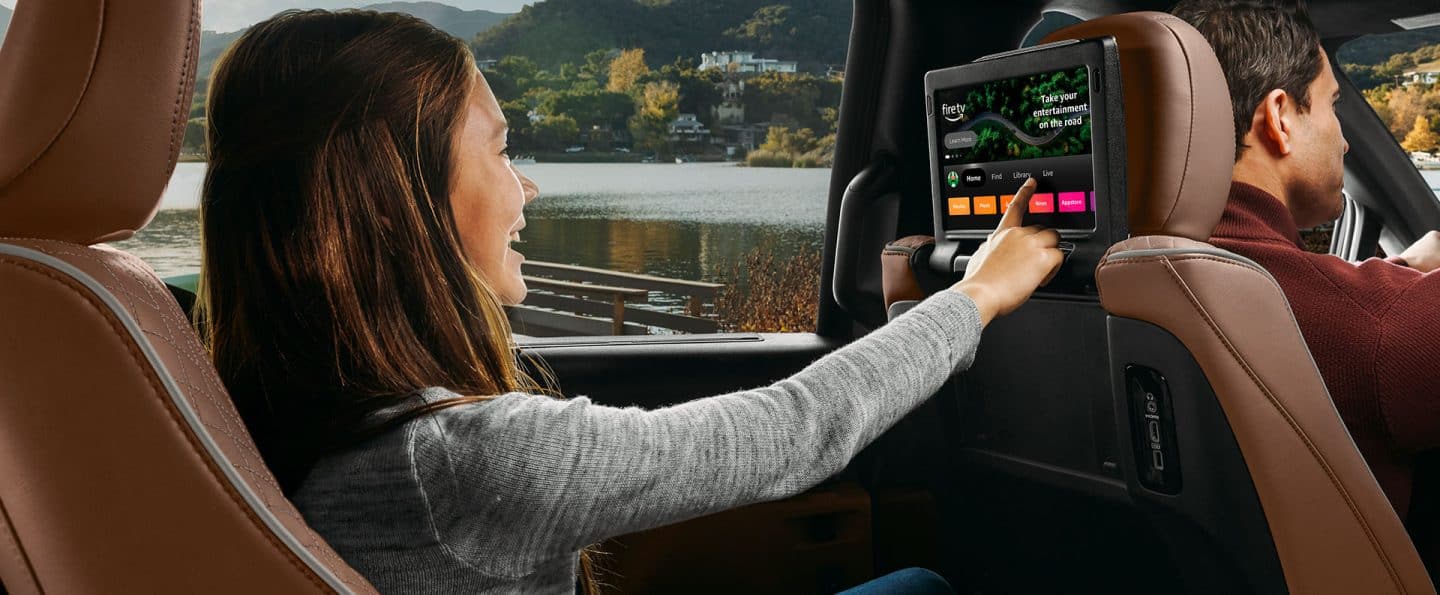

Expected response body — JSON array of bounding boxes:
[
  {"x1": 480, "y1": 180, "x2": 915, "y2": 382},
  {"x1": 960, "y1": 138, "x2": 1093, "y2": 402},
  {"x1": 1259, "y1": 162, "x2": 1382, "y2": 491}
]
[{"x1": 510, "y1": 155, "x2": 537, "y2": 165}]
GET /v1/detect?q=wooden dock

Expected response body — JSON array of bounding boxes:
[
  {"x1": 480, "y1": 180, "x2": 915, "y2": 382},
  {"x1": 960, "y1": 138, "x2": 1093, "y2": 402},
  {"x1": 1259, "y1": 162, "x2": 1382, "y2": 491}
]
[
  {"x1": 161, "y1": 261, "x2": 723, "y2": 338},
  {"x1": 507, "y1": 261, "x2": 724, "y2": 337}
]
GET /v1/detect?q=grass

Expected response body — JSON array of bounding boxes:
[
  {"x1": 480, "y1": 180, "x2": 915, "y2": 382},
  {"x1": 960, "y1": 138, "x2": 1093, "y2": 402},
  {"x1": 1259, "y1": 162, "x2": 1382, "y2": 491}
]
[{"x1": 713, "y1": 246, "x2": 821, "y2": 333}]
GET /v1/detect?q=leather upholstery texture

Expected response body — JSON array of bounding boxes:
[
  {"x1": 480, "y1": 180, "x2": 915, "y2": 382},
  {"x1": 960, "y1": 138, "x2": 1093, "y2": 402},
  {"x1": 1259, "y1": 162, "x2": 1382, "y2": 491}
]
[
  {"x1": 0, "y1": 239, "x2": 377, "y2": 594},
  {"x1": 0, "y1": 0, "x2": 379, "y2": 592},
  {"x1": 1098, "y1": 236, "x2": 1434, "y2": 595},
  {"x1": 0, "y1": 0, "x2": 198, "y2": 244},
  {"x1": 1043, "y1": 12, "x2": 1234, "y2": 241},
  {"x1": 881, "y1": 235, "x2": 938, "y2": 307}
]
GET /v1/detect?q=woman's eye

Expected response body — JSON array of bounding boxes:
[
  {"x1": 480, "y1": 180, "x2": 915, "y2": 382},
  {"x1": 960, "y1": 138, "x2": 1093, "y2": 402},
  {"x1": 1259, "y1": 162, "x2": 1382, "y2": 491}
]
[{"x1": 499, "y1": 146, "x2": 511, "y2": 157}]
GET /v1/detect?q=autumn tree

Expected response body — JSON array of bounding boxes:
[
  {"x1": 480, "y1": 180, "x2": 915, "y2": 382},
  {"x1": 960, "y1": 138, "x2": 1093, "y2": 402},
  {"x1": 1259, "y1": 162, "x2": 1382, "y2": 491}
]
[
  {"x1": 1402, "y1": 115, "x2": 1440, "y2": 152},
  {"x1": 629, "y1": 81, "x2": 679, "y2": 155},
  {"x1": 1386, "y1": 84, "x2": 1430, "y2": 137},
  {"x1": 607, "y1": 49, "x2": 650, "y2": 94}
]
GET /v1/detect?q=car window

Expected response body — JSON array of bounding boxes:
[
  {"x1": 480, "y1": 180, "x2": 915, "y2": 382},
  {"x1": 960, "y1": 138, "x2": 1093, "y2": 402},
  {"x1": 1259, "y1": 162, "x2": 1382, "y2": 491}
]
[
  {"x1": 20, "y1": 0, "x2": 849, "y2": 338},
  {"x1": 1337, "y1": 24, "x2": 1440, "y2": 199}
]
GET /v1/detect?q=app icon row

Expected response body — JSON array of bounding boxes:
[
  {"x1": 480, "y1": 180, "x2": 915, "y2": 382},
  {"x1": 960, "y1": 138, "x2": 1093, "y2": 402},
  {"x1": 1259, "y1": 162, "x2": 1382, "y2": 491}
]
[{"x1": 947, "y1": 191, "x2": 1094, "y2": 216}]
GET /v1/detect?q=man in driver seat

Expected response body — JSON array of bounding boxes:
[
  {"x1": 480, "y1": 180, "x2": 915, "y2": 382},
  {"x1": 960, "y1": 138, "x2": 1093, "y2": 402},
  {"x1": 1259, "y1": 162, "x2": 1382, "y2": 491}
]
[{"x1": 1172, "y1": 0, "x2": 1440, "y2": 568}]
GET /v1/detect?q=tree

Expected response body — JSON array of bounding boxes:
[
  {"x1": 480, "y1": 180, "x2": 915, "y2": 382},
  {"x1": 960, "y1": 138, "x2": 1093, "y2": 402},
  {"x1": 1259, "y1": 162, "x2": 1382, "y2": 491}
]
[
  {"x1": 607, "y1": 49, "x2": 650, "y2": 94},
  {"x1": 579, "y1": 49, "x2": 616, "y2": 86},
  {"x1": 629, "y1": 81, "x2": 679, "y2": 155},
  {"x1": 1386, "y1": 84, "x2": 1429, "y2": 137},
  {"x1": 540, "y1": 89, "x2": 635, "y2": 130},
  {"x1": 1402, "y1": 115, "x2": 1440, "y2": 152},
  {"x1": 500, "y1": 100, "x2": 535, "y2": 153},
  {"x1": 182, "y1": 118, "x2": 207, "y2": 156},
  {"x1": 533, "y1": 114, "x2": 579, "y2": 150}
]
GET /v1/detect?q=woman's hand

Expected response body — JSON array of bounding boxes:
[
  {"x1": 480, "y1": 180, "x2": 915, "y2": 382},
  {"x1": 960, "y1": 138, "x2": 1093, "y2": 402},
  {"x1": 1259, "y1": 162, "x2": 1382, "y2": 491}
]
[{"x1": 950, "y1": 178, "x2": 1064, "y2": 325}]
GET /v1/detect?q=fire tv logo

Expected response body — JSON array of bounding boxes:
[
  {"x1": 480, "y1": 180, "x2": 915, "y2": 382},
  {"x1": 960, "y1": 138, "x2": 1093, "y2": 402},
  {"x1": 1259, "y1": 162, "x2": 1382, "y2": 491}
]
[{"x1": 940, "y1": 102, "x2": 966, "y2": 122}]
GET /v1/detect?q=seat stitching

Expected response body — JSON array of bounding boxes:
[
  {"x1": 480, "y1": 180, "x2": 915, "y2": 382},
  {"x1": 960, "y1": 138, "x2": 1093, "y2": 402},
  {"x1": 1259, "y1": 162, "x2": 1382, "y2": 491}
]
[
  {"x1": 165, "y1": 1, "x2": 200, "y2": 177},
  {"x1": 1146, "y1": 254, "x2": 1405, "y2": 592},
  {"x1": 0, "y1": 256, "x2": 333, "y2": 592}
]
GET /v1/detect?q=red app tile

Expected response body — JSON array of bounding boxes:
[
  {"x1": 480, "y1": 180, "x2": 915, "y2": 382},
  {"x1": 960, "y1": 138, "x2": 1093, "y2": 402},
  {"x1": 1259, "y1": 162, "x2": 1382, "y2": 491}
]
[{"x1": 1029, "y1": 193, "x2": 1055, "y2": 213}]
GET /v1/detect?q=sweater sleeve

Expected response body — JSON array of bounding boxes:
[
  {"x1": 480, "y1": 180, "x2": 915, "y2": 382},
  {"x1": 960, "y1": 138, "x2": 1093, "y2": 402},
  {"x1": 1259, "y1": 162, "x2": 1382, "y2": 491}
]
[
  {"x1": 1375, "y1": 271, "x2": 1440, "y2": 453},
  {"x1": 413, "y1": 290, "x2": 982, "y2": 577}
]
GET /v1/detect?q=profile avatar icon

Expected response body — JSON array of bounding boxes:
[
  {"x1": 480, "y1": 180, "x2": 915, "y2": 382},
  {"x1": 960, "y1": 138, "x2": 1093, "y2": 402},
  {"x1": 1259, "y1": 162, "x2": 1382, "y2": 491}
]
[{"x1": 946, "y1": 170, "x2": 960, "y2": 188}]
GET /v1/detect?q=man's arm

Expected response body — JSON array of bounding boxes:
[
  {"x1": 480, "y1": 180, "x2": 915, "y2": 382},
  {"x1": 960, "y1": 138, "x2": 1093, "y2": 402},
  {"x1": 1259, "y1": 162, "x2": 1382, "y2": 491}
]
[
  {"x1": 1375, "y1": 271, "x2": 1440, "y2": 453},
  {"x1": 1392, "y1": 230, "x2": 1440, "y2": 273}
]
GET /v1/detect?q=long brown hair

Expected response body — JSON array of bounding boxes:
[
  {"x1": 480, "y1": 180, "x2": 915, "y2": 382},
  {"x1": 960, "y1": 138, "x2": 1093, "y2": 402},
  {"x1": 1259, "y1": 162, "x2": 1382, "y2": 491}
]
[{"x1": 197, "y1": 9, "x2": 603, "y2": 590}]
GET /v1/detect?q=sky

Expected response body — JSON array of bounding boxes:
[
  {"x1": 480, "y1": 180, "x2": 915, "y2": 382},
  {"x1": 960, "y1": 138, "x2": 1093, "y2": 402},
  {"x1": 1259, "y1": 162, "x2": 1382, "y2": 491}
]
[{"x1": 0, "y1": 1, "x2": 536, "y2": 33}]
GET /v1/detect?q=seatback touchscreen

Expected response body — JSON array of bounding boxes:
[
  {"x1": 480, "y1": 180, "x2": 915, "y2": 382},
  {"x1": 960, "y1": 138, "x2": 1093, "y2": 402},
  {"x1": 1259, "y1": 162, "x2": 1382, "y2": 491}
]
[{"x1": 932, "y1": 65, "x2": 1098, "y2": 235}]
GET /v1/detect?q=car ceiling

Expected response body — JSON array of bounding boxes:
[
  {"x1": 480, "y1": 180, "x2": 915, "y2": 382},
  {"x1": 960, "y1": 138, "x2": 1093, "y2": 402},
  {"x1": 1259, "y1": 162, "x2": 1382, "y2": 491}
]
[{"x1": 1010, "y1": 1, "x2": 1437, "y2": 43}]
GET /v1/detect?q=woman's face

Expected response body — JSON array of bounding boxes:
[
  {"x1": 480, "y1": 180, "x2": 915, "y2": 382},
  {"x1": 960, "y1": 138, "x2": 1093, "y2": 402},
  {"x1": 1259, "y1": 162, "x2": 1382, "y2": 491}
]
[{"x1": 450, "y1": 71, "x2": 537, "y2": 306}]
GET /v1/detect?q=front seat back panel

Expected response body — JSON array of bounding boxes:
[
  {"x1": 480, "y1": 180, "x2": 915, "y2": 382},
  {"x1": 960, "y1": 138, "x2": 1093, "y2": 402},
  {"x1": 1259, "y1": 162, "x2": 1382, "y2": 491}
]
[
  {"x1": 0, "y1": 240, "x2": 371, "y2": 593},
  {"x1": 0, "y1": 0, "x2": 380, "y2": 592}
]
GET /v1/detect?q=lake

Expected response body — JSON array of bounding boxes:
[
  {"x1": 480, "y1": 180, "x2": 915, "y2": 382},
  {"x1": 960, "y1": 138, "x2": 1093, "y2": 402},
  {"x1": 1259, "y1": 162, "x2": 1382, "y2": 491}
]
[
  {"x1": 112, "y1": 162, "x2": 832, "y2": 287},
  {"x1": 110, "y1": 164, "x2": 1440, "y2": 283}
]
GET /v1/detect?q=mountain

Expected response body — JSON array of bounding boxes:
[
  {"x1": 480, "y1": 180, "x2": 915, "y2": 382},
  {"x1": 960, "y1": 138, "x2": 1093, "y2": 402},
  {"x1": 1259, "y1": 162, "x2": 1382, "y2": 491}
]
[
  {"x1": 471, "y1": 0, "x2": 851, "y2": 73},
  {"x1": 190, "y1": 2, "x2": 514, "y2": 117},
  {"x1": 0, "y1": 5, "x2": 12, "y2": 47},
  {"x1": 365, "y1": 1, "x2": 509, "y2": 40}
]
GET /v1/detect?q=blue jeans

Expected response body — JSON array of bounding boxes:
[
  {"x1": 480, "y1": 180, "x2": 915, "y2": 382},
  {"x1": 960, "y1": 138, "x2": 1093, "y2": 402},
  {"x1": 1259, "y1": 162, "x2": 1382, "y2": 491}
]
[{"x1": 837, "y1": 568, "x2": 954, "y2": 594}]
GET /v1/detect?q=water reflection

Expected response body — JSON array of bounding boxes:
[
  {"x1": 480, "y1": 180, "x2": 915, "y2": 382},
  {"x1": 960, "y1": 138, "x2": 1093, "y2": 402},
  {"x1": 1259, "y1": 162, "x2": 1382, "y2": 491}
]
[{"x1": 110, "y1": 162, "x2": 830, "y2": 300}]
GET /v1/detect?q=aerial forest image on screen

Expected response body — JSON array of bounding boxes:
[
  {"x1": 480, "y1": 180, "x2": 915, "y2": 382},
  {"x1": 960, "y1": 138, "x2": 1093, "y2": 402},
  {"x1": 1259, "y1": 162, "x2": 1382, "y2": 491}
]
[{"x1": 943, "y1": 66, "x2": 1091, "y2": 163}]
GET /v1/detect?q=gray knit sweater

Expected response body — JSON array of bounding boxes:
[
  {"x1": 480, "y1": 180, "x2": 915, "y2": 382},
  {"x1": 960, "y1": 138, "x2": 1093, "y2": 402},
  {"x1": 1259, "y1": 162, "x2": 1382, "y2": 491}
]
[{"x1": 293, "y1": 290, "x2": 982, "y2": 593}]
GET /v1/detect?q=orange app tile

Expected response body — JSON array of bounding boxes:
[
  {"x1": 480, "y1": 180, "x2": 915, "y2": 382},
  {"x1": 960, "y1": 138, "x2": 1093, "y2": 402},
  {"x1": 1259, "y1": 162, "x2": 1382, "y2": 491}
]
[
  {"x1": 947, "y1": 197, "x2": 971, "y2": 216},
  {"x1": 973, "y1": 195, "x2": 998, "y2": 215},
  {"x1": 999, "y1": 194, "x2": 1015, "y2": 213}
]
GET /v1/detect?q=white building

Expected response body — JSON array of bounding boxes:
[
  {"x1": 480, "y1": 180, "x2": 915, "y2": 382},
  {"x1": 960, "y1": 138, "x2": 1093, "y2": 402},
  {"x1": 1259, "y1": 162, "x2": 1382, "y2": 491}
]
[
  {"x1": 698, "y1": 51, "x2": 798, "y2": 74},
  {"x1": 669, "y1": 114, "x2": 710, "y2": 140},
  {"x1": 1402, "y1": 61, "x2": 1440, "y2": 86}
]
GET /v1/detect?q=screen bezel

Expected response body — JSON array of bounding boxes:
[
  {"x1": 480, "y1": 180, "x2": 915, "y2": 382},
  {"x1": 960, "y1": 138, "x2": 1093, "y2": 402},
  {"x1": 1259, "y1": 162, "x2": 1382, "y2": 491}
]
[{"x1": 925, "y1": 39, "x2": 1112, "y2": 240}]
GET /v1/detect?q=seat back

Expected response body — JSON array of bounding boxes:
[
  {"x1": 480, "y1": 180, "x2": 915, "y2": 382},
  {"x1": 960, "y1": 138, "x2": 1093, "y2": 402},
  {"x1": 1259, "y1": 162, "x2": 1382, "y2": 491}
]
[
  {"x1": 882, "y1": 11, "x2": 1433, "y2": 594},
  {"x1": 0, "y1": 2, "x2": 376, "y2": 592},
  {"x1": 1098, "y1": 236, "x2": 1432, "y2": 594}
]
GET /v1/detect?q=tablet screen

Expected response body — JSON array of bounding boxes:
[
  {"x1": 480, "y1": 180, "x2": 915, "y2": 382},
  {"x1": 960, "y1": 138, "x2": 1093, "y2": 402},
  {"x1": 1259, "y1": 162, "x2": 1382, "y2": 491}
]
[{"x1": 933, "y1": 65, "x2": 1096, "y2": 233}]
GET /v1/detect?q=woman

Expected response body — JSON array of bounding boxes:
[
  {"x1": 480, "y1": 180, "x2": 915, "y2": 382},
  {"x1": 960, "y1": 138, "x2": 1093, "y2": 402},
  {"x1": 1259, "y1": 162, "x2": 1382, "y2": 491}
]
[{"x1": 198, "y1": 9, "x2": 1062, "y2": 594}]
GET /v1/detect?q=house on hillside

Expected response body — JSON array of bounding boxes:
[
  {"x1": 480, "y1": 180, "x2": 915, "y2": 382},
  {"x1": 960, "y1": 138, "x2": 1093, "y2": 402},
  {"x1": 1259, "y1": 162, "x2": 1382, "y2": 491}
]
[
  {"x1": 669, "y1": 114, "x2": 711, "y2": 142},
  {"x1": 698, "y1": 51, "x2": 798, "y2": 74},
  {"x1": 712, "y1": 79, "x2": 746, "y2": 125},
  {"x1": 1402, "y1": 61, "x2": 1440, "y2": 86}
]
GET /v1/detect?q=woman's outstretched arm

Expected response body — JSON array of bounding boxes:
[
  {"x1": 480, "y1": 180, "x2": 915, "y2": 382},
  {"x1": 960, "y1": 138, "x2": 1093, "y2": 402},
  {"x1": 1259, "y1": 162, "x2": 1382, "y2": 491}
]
[{"x1": 409, "y1": 181, "x2": 1062, "y2": 578}]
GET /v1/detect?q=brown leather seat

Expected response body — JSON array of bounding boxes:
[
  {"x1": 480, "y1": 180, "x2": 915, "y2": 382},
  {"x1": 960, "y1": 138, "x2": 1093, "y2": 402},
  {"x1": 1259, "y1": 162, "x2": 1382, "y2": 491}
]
[
  {"x1": 882, "y1": 11, "x2": 1434, "y2": 595},
  {"x1": 0, "y1": 2, "x2": 377, "y2": 592}
]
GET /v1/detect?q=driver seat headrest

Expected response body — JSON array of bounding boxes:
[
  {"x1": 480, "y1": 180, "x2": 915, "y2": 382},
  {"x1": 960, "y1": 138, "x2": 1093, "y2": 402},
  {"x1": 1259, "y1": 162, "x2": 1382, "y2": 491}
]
[
  {"x1": 0, "y1": 0, "x2": 200, "y2": 244},
  {"x1": 1044, "y1": 11, "x2": 1236, "y2": 241}
]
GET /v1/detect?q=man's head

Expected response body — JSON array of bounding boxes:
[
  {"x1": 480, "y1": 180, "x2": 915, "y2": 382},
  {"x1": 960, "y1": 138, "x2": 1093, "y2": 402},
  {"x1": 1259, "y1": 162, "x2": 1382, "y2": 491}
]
[{"x1": 1173, "y1": 0, "x2": 1348, "y2": 228}]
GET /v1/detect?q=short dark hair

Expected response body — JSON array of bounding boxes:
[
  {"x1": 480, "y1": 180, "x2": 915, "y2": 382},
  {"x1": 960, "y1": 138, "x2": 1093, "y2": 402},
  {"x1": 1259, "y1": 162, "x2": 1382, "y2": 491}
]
[{"x1": 1171, "y1": 0, "x2": 1324, "y2": 159}]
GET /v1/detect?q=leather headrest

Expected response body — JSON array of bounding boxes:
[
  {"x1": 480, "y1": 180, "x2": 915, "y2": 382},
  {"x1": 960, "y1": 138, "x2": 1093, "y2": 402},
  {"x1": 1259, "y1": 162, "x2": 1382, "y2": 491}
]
[
  {"x1": 0, "y1": 0, "x2": 200, "y2": 244},
  {"x1": 1044, "y1": 12, "x2": 1235, "y2": 241}
]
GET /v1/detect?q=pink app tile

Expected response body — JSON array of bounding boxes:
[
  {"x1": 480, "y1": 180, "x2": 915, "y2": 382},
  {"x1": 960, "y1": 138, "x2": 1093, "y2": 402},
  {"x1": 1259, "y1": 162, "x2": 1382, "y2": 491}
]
[{"x1": 1059, "y1": 191, "x2": 1087, "y2": 213}]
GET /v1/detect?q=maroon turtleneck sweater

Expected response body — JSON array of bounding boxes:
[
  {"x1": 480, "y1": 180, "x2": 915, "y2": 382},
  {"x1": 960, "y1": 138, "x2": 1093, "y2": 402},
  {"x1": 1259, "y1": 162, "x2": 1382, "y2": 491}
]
[{"x1": 1210, "y1": 181, "x2": 1440, "y2": 521}]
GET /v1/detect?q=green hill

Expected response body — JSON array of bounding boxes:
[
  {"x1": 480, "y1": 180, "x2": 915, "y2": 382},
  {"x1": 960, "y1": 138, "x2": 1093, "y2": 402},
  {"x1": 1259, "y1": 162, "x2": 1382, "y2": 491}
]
[
  {"x1": 366, "y1": 1, "x2": 509, "y2": 40},
  {"x1": 189, "y1": 3, "x2": 514, "y2": 120},
  {"x1": 471, "y1": 0, "x2": 851, "y2": 73}
]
